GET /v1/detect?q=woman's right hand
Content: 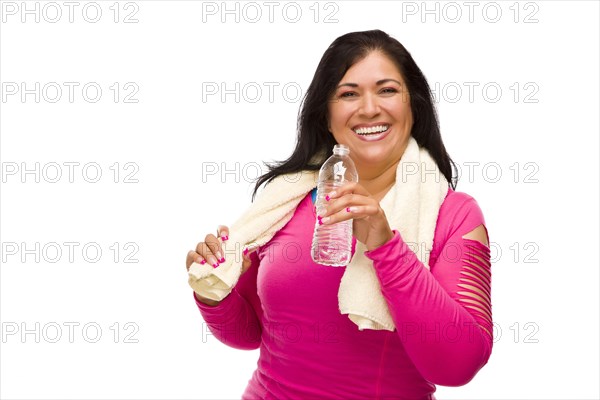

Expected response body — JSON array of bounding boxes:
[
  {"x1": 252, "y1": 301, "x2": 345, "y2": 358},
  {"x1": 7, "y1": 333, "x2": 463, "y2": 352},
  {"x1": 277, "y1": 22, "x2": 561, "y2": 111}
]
[{"x1": 186, "y1": 225, "x2": 258, "y2": 306}]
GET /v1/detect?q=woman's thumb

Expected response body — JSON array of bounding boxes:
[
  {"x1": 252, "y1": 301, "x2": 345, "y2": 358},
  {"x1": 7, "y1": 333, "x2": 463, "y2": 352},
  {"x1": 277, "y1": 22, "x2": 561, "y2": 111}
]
[{"x1": 241, "y1": 244, "x2": 260, "y2": 273}]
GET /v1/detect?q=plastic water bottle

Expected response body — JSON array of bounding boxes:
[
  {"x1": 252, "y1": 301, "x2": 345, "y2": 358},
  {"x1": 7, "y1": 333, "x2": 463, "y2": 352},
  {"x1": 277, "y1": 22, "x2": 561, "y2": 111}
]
[{"x1": 311, "y1": 144, "x2": 359, "y2": 266}]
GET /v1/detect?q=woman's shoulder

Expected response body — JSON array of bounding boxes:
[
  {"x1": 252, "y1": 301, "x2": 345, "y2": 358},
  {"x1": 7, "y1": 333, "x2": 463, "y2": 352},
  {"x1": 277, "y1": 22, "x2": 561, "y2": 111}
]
[
  {"x1": 441, "y1": 187, "x2": 483, "y2": 213},
  {"x1": 436, "y1": 187, "x2": 487, "y2": 238}
]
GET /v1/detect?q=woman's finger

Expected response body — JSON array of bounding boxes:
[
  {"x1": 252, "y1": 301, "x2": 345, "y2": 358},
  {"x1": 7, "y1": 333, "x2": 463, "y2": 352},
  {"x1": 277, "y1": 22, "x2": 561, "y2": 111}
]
[
  {"x1": 196, "y1": 235, "x2": 222, "y2": 268},
  {"x1": 324, "y1": 181, "x2": 371, "y2": 200},
  {"x1": 205, "y1": 233, "x2": 224, "y2": 263},
  {"x1": 186, "y1": 250, "x2": 207, "y2": 270},
  {"x1": 217, "y1": 225, "x2": 230, "y2": 241},
  {"x1": 319, "y1": 188, "x2": 373, "y2": 220},
  {"x1": 319, "y1": 203, "x2": 380, "y2": 226}
]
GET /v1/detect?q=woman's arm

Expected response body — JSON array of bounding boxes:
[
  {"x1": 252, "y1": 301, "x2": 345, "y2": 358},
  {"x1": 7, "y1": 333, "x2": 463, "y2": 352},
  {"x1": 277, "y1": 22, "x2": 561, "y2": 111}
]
[
  {"x1": 194, "y1": 251, "x2": 263, "y2": 350},
  {"x1": 365, "y1": 196, "x2": 492, "y2": 386}
]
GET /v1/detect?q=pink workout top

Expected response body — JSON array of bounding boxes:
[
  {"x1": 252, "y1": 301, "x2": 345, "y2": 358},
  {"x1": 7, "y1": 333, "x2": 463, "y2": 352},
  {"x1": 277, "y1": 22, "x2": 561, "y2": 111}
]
[{"x1": 194, "y1": 187, "x2": 492, "y2": 400}]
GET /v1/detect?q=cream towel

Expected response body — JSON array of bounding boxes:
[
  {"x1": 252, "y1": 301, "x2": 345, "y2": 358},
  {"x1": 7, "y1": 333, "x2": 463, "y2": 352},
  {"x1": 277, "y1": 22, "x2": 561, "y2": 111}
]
[{"x1": 188, "y1": 136, "x2": 449, "y2": 331}]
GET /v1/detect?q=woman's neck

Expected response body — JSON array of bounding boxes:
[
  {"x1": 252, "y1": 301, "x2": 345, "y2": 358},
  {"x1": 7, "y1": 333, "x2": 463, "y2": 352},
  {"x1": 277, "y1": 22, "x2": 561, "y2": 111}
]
[{"x1": 357, "y1": 159, "x2": 399, "y2": 202}]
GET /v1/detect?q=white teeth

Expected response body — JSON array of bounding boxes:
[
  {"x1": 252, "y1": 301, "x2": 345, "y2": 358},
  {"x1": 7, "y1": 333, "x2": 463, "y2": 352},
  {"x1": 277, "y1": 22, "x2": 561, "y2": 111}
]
[{"x1": 353, "y1": 125, "x2": 389, "y2": 135}]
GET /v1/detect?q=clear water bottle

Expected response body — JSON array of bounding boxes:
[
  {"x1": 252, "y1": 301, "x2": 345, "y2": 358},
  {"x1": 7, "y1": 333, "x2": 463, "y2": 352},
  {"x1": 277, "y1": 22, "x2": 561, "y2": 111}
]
[{"x1": 311, "y1": 144, "x2": 359, "y2": 266}]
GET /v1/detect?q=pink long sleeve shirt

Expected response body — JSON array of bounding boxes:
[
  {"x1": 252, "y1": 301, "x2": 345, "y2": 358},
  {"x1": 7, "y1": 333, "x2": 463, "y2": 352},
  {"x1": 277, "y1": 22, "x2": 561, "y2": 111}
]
[{"x1": 195, "y1": 187, "x2": 492, "y2": 400}]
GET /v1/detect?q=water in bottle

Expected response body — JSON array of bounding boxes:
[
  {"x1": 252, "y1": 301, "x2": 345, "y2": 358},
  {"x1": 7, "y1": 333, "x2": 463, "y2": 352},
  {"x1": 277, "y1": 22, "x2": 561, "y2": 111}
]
[{"x1": 311, "y1": 144, "x2": 359, "y2": 266}]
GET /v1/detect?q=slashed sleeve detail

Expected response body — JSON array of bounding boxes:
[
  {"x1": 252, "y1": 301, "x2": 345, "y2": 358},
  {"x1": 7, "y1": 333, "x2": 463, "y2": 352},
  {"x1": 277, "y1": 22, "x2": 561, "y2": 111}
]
[{"x1": 364, "y1": 194, "x2": 493, "y2": 386}]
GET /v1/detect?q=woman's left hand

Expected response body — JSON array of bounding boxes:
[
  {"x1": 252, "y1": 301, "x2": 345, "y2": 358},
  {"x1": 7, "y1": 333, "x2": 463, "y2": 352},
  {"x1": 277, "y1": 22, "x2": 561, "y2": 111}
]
[{"x1": 317, "y1": 182, "x2": 395, "y2": 251}]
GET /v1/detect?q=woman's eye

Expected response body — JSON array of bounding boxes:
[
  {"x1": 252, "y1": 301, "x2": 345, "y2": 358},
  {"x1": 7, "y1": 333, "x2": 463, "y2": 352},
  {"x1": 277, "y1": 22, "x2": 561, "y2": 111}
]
[
  {"x1": 381, "y1": 87, "x2": 398, "y2": 94},
  {"x1": 340, "y1": 92, "x2": 356, "y2": 98}
]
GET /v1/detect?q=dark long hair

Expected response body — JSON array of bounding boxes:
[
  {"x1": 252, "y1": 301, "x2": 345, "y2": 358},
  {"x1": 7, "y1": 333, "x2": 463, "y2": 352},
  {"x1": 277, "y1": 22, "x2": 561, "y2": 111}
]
[{"x1": 251, "y1": 29, "x2": 457, "y2": 201}]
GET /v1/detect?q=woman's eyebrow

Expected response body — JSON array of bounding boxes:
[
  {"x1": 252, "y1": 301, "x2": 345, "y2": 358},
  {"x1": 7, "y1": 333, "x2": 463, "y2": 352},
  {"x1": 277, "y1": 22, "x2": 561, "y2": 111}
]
[
  {"x1": 336, "y1": 79, "x2": 403, "y2": 89},
  {"x1": 376, "y1": 79, "x2": 403, "y2": 86}
]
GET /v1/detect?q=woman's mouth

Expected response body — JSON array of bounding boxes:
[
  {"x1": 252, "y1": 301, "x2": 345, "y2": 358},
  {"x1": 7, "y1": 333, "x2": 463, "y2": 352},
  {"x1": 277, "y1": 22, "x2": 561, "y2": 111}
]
[{"x1": 352, "y1": 124, "x2": 391, "y2": 142}]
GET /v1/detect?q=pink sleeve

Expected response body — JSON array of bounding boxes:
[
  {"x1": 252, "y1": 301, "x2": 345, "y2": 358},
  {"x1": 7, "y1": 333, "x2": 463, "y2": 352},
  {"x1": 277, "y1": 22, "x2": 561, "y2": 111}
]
[
  {"x1": 364, "y1": 193, "x2": 492, "y2": 386},
  {"x1": 193, "y1": 251, "x2": 263, "y2": 350}
]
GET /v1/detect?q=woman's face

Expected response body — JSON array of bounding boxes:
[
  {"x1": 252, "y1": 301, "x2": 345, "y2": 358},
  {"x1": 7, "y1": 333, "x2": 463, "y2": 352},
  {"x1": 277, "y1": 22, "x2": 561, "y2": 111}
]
[{"x1": 327, "y1": 51, "x2": 413, "y2": 178}]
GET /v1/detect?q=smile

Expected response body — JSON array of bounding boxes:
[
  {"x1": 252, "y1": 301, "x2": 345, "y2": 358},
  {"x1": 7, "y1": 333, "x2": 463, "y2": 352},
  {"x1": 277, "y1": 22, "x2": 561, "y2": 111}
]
[{"x1": 352, "y1": 124, "x2": 391, "y2": 142}]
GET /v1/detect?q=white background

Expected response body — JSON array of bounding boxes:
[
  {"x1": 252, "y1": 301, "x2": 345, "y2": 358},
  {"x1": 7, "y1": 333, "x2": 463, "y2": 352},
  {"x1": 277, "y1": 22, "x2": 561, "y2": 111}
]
[{"x1": 1, "y1": 1, "x2": 598, "y2": 399}]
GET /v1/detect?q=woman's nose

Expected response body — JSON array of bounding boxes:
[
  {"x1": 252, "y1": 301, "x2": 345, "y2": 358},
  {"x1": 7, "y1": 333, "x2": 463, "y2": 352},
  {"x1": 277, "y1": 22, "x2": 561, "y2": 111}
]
[{"x1": 358, "y1": 93, "x2": 380, "y2": 117}]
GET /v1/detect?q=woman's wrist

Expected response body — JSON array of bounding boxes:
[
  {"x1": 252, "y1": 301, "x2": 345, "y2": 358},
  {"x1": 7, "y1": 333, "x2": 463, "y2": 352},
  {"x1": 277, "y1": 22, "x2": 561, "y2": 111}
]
[
  {"x1": 366, "y1": 229, "x2": 396, "y2": 251},
  {"x1": 194, "y1": 291, "x2": 221, "y2": 307}
]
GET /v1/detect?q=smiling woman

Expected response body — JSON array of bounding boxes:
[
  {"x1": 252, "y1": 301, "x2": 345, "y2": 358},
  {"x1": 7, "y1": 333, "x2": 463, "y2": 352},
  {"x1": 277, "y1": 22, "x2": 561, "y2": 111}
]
[{"x1": 186, "y1": 29, "x2": 492, "y2": 400}]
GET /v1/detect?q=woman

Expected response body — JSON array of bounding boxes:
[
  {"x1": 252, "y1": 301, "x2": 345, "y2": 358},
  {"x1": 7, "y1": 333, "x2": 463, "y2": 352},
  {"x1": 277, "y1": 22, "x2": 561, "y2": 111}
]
[{"x1": 186, "y1": 30, "x2": 492, "y2": 399}]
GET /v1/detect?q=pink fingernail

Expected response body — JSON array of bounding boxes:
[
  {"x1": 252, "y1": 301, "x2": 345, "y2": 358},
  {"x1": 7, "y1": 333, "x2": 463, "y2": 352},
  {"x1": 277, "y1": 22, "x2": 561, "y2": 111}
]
[
  {"x1": 221, "y1": 235, "x2": 229, "y2": 241},
  {"x1": 318, "y1": 219, "x2": 323, "y2": 225},
  {"x1": 243, "y1": 248, "x2": 248, "y2": 255},
  {"x1": 346, "y1": 207, "x2": 351, "y2": 212},
  {"x1": 325, "y1": 195, "x2": 330, "y2": 201},
  {"x1": 212, "y1": 263, "x2": 219, "y2": 268},
  {"x1": 219, "y1": 257, "x2": 225, "y2": 263},
  {"x1": 200, "y1": 259, "x2": 206, "y2": 265}
]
